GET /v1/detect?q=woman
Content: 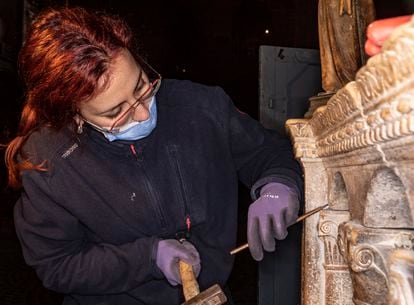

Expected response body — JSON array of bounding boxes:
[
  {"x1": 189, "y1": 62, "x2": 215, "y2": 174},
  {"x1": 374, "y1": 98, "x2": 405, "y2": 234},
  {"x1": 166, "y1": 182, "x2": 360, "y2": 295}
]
[{"x1": 6, "y1": 7, "x2": 303, "y2": 305}]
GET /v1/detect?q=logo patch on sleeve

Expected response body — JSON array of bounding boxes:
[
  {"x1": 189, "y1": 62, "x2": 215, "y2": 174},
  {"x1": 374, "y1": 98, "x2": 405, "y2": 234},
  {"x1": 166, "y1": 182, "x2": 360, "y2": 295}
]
[{"x1": 61, "y1": 143, "x2": 79, "y2": 159}]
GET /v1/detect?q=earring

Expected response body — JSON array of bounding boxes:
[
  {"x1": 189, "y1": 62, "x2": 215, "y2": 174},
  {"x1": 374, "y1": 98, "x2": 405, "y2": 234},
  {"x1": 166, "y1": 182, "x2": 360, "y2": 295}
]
[{"x1": 77, "y1": 124, "x2": 83, "y2": 134}]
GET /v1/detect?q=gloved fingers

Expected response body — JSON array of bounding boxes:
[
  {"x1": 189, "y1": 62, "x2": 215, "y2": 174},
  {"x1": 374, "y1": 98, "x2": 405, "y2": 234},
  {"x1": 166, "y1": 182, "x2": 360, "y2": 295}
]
[
  {"x1": 155, "y1": 239, "x2": 200, "y2": 286},
  {"x1": 192, "y1": 263, "x2": 201, "y2": 278},
  {"x1": 170, "y1": 242, "x2": 201, "y2": 285},
  {"x1": 166, "y1": 259, "x2": 181, "y2": 286},
  {"x1": 247, "y1": 215, "x2": 263, "y2": 261},
  {"x1": 179, "y1": 240, "x2": 201, "y2": 266},
  {"x1": 258, "y1": 216, "x2": 275, "y2": 252},
  {"x1": 285, "y1": 203, "x2": 299, "y2": 226},
  {"x1": 166, "y1": 261, "x2": 201, "y2": 285},
  {"x1": 272, "y1": 213, "x2": 288, "y2": 240}
]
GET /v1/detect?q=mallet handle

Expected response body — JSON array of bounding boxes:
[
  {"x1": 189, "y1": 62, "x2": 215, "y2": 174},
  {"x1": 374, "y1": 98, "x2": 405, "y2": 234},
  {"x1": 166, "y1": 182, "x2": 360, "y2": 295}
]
[{"x1": 179, "y1": 260, "x2": 200, "y2": 301}]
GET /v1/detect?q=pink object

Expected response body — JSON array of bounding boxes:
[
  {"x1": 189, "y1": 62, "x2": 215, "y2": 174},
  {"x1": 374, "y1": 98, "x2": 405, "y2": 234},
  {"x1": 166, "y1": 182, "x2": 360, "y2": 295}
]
[{"x1": 365, "y1": 15, "x2": 411, "y2": 56}]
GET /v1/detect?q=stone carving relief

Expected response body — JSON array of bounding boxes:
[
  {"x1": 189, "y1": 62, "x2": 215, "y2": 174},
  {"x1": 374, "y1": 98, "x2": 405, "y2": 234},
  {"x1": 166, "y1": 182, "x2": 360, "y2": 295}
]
[
  {"x1": 318, "y1": 210, "x2": 352, "y2": 305},
  {"x1": 338, "y1": 222, "x2": 414, "y2": 305},
  {"x1": 287, "y1": 17, "x2": 414, "y2": 159},
  {"x1": 388, "y1": 249, "x2": 414, "y2": 305},
  {"x1": 285, "y1": 119, "x2": 317, "y2": 159},
  {"x1": 285, "y1": 14, "x2": 414, "y2": 305}
]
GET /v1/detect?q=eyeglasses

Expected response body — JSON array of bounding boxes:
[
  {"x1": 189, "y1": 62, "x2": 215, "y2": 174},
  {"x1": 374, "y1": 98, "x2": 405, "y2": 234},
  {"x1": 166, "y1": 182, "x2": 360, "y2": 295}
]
[
  {"x1": 109, "y1": 76, "x2": 161, "y2": 133},
  {"x1": 83, "y1": 56, "x2": 162, "y2": 135},
  {"x1": 108, "y1": 56, "x2": 161, "y2": 133}
]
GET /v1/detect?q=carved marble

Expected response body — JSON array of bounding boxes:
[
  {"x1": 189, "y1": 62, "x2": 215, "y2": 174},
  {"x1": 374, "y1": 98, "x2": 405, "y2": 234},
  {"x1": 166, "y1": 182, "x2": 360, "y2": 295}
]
[
  {"x1": 318, "y1": 210, "x2": 353, "y2": 305},
  {"x1": 388, "y1": 249, "x2": 414, "y2": 305},
  {"x1": 338, "y1": 222, "x2": 414, "y2": 305},
  {"x1": 285, "y1": 15, "x2": 414, "y2": 305}
]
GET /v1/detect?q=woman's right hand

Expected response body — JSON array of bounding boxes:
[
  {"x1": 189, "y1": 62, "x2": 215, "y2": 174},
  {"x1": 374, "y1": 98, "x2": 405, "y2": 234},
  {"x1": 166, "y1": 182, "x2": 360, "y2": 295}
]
[{"x1": 155, "y1": 239, "x2": 201, "y2": 286}]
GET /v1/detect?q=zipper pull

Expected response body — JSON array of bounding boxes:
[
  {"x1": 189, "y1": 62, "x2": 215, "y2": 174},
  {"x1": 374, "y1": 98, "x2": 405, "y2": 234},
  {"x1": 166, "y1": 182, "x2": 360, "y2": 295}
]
[
  {"x1": 174, "y1": 215, "x2": 192, "y2": 240},
  {"x1": 185, "y1": 215, "x2": 191, "y2": 239}
]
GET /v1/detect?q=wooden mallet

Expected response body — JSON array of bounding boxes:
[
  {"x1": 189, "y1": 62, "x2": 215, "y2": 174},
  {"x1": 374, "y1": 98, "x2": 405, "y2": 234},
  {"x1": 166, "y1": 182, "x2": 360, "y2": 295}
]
[{"x1": 179, "y1": 260, "x2": 227, "y2": 305}]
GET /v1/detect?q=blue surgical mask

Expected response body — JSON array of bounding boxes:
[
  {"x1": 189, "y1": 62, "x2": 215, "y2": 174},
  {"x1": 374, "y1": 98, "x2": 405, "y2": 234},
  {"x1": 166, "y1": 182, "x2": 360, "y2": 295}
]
[{"x1": 103, "y1": 96, "x2": 157, "y2": 142}]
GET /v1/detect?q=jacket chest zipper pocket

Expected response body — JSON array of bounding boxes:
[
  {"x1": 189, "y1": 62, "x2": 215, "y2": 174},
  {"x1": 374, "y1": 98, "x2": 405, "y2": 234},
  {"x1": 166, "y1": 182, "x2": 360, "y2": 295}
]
[
  {"x1": 168, "y1": 147, "x2": 192, "y2": 236},
  {"x1": 130, "y1": 144, "x2": 167, "y2": 229}
]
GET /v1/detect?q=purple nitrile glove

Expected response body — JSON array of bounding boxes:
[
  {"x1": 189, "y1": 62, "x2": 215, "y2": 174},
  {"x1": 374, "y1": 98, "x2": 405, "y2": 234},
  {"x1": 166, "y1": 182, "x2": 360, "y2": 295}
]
[
  {"x1": 155, "y1": 239, "x2": 201, "y2": 286},
  {"x1": 247, "y1": 182, "x2": 300, "y2": 261}
]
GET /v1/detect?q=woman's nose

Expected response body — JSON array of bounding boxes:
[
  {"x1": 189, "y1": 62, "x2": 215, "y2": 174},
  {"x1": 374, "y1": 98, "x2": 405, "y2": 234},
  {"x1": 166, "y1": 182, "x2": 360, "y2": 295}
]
[{"x1": 131, "y1": 101, "x2": 150, "y2": 122}]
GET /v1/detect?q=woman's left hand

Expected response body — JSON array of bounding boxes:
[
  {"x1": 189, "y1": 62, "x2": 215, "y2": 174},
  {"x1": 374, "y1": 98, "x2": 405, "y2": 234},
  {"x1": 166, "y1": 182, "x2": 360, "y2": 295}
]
[{"x1": 247, "y1": 183, "x2": 299, "y2": 261}]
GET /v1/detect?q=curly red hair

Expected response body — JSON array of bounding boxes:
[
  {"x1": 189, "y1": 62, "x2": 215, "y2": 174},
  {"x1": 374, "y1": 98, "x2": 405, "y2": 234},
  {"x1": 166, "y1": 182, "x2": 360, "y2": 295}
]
[{"x1": 5, "y1": 7, "x2": 134, "y2": 188}]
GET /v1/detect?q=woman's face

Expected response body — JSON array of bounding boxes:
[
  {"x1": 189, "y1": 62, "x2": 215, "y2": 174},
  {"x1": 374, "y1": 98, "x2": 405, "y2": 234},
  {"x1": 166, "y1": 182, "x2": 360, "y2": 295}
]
[{"x1": 78, "y1": 49, "x2": 153, "y2": 130}]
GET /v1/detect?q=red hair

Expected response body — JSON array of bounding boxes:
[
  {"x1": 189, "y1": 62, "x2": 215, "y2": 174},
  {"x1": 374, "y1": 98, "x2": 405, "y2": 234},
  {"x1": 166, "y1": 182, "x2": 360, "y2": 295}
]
[{"x1": 5, "y1": 7, "x2": 134, "y2": 188}]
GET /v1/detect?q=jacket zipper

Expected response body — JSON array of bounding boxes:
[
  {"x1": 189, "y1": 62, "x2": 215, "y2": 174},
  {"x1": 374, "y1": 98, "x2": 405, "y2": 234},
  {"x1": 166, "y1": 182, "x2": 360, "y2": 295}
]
[
  {"x1": 170, "y1": 148, "x2": 192, "y2": 239},
  {"x1": 130, "y1": 144, "x2": 167, "y2": 228}
]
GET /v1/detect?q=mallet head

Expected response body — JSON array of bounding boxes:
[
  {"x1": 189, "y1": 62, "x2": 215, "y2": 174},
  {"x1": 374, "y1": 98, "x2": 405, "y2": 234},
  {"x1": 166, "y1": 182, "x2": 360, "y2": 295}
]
[{"x1": 181, "y1": 284, "x2": 227, "y2": 305}]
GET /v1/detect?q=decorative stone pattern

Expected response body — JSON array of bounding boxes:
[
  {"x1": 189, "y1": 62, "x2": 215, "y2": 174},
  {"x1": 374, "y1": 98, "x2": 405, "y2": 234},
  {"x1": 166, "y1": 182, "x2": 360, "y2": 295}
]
[
  {"x1": 338, "y1": 222, "x2": 414, "y2": 305},
  {"x1": 287, "y1": 17, "x2": 414, "y2": 159},
  {"x1": 285, "y1": 119, "x2": 317, "y2": 159},
  {"x1": 318, "y1": 210, "x2": 353, "y2": 305},
  {"x1": 285, "y1": 15, "x2": 414, "y2": 305}
]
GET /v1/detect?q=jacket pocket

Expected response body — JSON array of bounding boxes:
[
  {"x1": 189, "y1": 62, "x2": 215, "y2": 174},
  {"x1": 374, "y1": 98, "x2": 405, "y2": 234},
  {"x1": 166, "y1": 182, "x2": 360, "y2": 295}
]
[
  {"x1": 107, "y1": 160, "x2": 168, "y2": 237},
  {"x1": 167, "y1": 144, "x2": 206, "y2": 234}
]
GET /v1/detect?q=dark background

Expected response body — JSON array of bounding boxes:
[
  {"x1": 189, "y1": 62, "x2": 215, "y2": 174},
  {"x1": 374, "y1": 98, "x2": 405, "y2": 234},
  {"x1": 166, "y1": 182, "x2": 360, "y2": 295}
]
[{"x1": 0, "y1": 1, "x2": 413, "y2": 304}]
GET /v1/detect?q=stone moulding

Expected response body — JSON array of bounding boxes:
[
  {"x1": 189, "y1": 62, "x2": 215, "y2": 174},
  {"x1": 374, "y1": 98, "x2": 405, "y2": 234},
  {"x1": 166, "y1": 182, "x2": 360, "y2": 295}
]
[{"x1": 286, "y1": 16, "x2": 414, "y2": 159}]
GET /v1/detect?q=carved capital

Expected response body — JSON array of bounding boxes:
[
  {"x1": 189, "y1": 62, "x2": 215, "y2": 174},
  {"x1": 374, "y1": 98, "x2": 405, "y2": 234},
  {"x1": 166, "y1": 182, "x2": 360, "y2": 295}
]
[
  {"x1": 318, "y1": 209, "x2": 354, "y2": 305},
  {"x1": 318, "y1": 210, "x2": 350, "y2": 269},
  {"x1": 285, "y1": 119, "x2": 318, "y2": 159},
  {"x1": 338, "y1": 221, "x2": 414, "y2": 305}
]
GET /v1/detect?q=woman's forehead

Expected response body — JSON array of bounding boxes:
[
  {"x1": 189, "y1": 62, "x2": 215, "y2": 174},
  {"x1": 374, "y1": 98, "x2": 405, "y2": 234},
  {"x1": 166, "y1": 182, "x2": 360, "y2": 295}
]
[{"x1": 81, "y1": 50, "x2": 142, "y2": 113}]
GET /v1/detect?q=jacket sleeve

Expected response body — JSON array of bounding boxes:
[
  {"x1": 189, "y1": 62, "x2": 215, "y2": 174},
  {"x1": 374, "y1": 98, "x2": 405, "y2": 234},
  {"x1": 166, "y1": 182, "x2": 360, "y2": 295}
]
[
  {"x1": 215, "y1": 87, "x2": 304, "y2": 200},
  {"x1": 14, "y1": 169, "x2": 163, "y2": 295}
]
